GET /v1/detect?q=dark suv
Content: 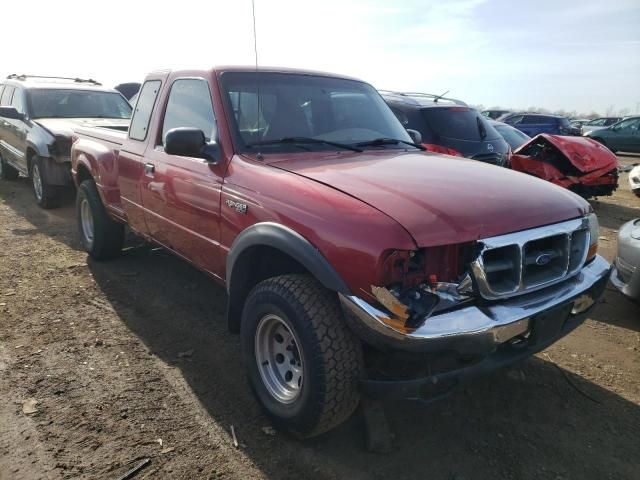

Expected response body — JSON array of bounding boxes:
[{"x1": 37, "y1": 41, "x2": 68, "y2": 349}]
[
  {"x1": 499, "y1": 113, "x2": 577, "y2": 137},
  {"x1": 0, "y1": 75, "x2": 131, "y2": 208},
  {"x1": 381, "y1": 91, "x2": 510, "y2": 166}
]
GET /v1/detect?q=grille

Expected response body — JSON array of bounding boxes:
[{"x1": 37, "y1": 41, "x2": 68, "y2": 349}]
[
  {"x1": 471, "y1": 218, "x2": 590, "y2": 300},
  {"x1": 472, "y1": 152, "x2": 505, "y2": 166}
]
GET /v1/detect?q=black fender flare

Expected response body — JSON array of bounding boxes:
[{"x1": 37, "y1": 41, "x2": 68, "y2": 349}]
[{"x1": 225, "y1": 222, "x2": 351, "y2": 332}]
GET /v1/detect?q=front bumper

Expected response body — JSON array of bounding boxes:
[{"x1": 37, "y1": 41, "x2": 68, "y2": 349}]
[
  {"x1": 340, "y1": 255, "x2": 610, "y2": 401},
  {"x1": 340, "y1": 255, "x2": 610, "y2": 356},
  {"x1": 610, "y1": 219, "x2": 640, "y2": 301}
]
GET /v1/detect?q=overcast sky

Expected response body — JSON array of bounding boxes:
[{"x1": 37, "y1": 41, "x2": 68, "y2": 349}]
[{"x1": 2, "y1": 0, "x2": 638, "y2": 114}]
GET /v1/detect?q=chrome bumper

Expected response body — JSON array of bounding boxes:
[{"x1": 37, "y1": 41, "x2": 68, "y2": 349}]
[{"x1": 340, "y1": 255, "x2": 611, "y2": 354}]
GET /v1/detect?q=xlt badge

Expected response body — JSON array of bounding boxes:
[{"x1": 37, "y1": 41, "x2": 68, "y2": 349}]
[{"x1": 226, "y1": 199, "x2": 248, "y2": 214}]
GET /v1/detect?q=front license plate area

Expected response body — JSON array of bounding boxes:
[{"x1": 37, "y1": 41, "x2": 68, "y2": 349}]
[{"x1": 529, "y1": 303, "x2": 573, "y2": 345}]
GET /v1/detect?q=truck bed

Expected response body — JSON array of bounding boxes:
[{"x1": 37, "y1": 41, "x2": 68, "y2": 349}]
[{"x1": 74, "y1": 124, "x2": 128, "y2": 146}]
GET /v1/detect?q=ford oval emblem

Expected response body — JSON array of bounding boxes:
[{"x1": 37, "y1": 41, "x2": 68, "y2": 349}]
[
  {"x1": 487, "y1": 143, "x2": 494, "y2": 152},
  {"x1": 535, "y1": 253, "x2": 552, "y2": 266}
]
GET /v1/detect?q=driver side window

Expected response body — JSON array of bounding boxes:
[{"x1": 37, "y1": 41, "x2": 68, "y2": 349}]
[
  {"x1": 10, "y1": 89, "x2": 24, "y2": 114},
  {"x1": 614, "y1": 118, "x2": 639, "y2": 131},
  {"x1": 161, "y1": 79, "x2": 216, "y2": 144}
]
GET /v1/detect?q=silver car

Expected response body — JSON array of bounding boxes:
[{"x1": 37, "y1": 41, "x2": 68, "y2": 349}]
[
  {"x1": 611, "y1": 219, "x2": 640, "y2": 301},
  {"x1": 629, "y1": 165, "x2": 640, "y2": 197}
]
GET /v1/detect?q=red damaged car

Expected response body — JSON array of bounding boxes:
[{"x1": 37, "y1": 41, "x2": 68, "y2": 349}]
[{"x1": 510, "y1": 134, "x2": 619, "y2": 198}]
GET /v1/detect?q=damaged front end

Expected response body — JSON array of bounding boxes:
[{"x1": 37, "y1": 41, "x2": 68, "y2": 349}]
[
  {"x1": 339, "y1": 215, "x2": 610, "y2": 359},
  {"x1": 510, "y1": 134, "x2": 619, "y2": 199},
  {"x1": 364, "y1": 244, "x2": 477, "y2": 335}
]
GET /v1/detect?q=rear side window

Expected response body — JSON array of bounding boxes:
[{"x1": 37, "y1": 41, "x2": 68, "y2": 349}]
[
  {"x1": 0, "y1": 86, "x2": 14, "y2": 106},
  {"x1": 161, "y1": 78, "x2": 216, "y2": 143},
  {"x1": 522, "y1": 115, "x2": 546, "y2": 124},
  {"x1": 129, "y1": 80, "x2": 161, "y2": 141},
  {"x1": 559, "y1": 117, "x2": 571, "y2": 127},
  {"x1": 504, "y1": 115, "x2": 523, "y2": 125},
  {"x1": 421, "y1": 107, "x2": 500, "y2": 140}
]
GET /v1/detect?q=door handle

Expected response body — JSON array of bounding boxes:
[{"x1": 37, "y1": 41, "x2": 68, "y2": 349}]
[{"x1": 144, "y1": 163, "x2": 155, "y2": 175}]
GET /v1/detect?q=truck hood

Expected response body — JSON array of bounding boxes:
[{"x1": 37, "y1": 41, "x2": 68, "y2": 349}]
[
  {"x1": 34, "y1": 118, "x2": 130, "y2": 137},
  {"x1": 266, "y1": 151, "x2": 590, "y2": 247},
  {"x1": 514, "y1": 134, "x2": 619, "y2": 173}
]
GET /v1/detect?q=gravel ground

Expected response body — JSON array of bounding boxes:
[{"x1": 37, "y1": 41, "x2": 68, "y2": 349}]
[{"x1": 0, "y1": 155, "x2": 638, "y2": 480}]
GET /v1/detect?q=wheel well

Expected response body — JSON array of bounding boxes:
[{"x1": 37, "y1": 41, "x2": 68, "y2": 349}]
[
  {"x1": 227, "y1": 245, "x2": 309, "y2": 333},
  {"x1": 26, "y1": 148, "x2": 37, "y2": 173},
  {"x1": 76, "y1": 163, "x2": 93, "y2": 185}
]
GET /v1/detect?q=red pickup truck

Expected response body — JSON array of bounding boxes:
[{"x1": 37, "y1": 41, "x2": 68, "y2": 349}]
[{"x1": 71, "y1": 67, "x2": 611, "y2": 438}]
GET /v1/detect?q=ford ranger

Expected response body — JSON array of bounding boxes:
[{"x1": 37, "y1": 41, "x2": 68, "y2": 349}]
[
  {"x1": 0, "y1": 75, "x2": 131, "y2": 208},
  {"x1": 71, "y1": 67, "x2": 611, "y2": 438}
]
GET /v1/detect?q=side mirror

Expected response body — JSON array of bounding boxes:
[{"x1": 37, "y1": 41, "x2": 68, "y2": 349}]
[
  {"x1": 0, "y1": 106, "x2": 24, "y2": 120},
  {"x1": 406, "y1": 128, "x2": 422, "y2": 144},
  {"x1": 164, "y1": 127, "x2": 220, "y2": 163}
]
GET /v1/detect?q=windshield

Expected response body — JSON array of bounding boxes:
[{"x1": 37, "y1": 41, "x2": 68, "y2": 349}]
[
  {"x1": 421, "y1": 107, "x2": 501, "y2": 141},
  {"x1": 220, "y1": 72, "x2": 411, "y2": 152},
  {"x1": 28, "y1": 89, "x2": 132, "y2": 119},
  {"x1": 494, "y1": 124, "x2": 530, "y2": 149}
]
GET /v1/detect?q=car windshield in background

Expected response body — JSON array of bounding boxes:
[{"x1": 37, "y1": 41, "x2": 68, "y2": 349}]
[
  {"x1": 421, "y1": 107, "x2": 502, "y2": 141},
  {"x1": 220, "y1": 72, "x2": 411, "y2": 152},
  {"x1": 494, "y1": 124, "x2": 530, "y2": 149},
  {"x1": 28, "y1": 89, "x2": 132, "y2": 119}
]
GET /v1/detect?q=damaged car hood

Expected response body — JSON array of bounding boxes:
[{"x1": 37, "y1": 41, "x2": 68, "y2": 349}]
[
  {"x1": 267, "y1": 150, "x2": 590, "y2": 246},
  {"x1": 35, "y1": 118, "x2": 130, "y2": 137},
  {"x1": 514, "y1": 134, "x2": 619, "y2": 173}
]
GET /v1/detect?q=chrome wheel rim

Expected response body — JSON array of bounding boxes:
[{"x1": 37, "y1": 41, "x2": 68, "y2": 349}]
[
  {"x1": 32, "y1": 164, "x2": 43, "y2": 201},
  {"x1": 80, "y1": 198, "x2": 94, "y2": 247},
  {"x1": 255, "y1": 314, "x2": 304, "y2": 404}
]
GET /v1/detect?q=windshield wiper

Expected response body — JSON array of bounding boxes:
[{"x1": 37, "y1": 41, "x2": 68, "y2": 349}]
[
  {"x1": 356, "y1": 138, "x2": 425, "y2": 150},
  {"x1": 477, "y1": 117, "x2": 487, "y2": 140},
  {"x1": 246, "y1": 137, "x2": 363, "y2": 153}
]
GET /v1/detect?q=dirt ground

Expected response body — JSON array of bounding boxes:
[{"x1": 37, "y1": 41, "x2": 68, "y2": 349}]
[{"x1": 1, "y1": 155, "x2": 639, "y2": 480}]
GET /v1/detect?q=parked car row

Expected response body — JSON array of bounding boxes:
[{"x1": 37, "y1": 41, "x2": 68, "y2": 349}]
[{"x1": 0, "y1": 66, "x2": 629, "y2": 438}]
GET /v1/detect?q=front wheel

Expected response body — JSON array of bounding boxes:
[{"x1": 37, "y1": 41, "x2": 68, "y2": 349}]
[
  {"x1": 241, "y1": 274, "x2": 364, "y2": 438},
  {"x1": 76, "y1": 179, "x2": 124, "y2": 260},
  {"x1": 31, "y1": 156, "x2": 61, "y2": 208}
]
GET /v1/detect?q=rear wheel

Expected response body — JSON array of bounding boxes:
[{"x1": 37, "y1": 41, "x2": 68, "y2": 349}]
[
  {"x1": 76, "y1": 179, "x2": 124, "y2": 260},
  {"x1": 0, "y1": 153, "x2": 19, "y2": 180},
  {"x1": 241, "y1": 274, "x2": 364, "y2": 438},
  {"x1": 30, "y1": 156, "x2": 61, "y2": 208}
]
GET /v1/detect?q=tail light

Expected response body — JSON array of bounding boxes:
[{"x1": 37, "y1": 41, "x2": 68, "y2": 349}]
[{"x1": 421, "y1": 143, "x2": 464, "y2": 157}]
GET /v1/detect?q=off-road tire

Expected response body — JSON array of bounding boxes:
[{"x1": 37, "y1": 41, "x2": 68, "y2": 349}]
[
  {"x1": 241, "y1": 274, "x2": 364, "y2": 438},
  {"x1": 0, "y1": 153, "x2": 19, "y2": 180},
  {"x1": 76, "y1": 179, "x2": 124, "y2": 260},
  {"x1": 31, "y1": 156, "x2": 61, "y2": 208}
]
